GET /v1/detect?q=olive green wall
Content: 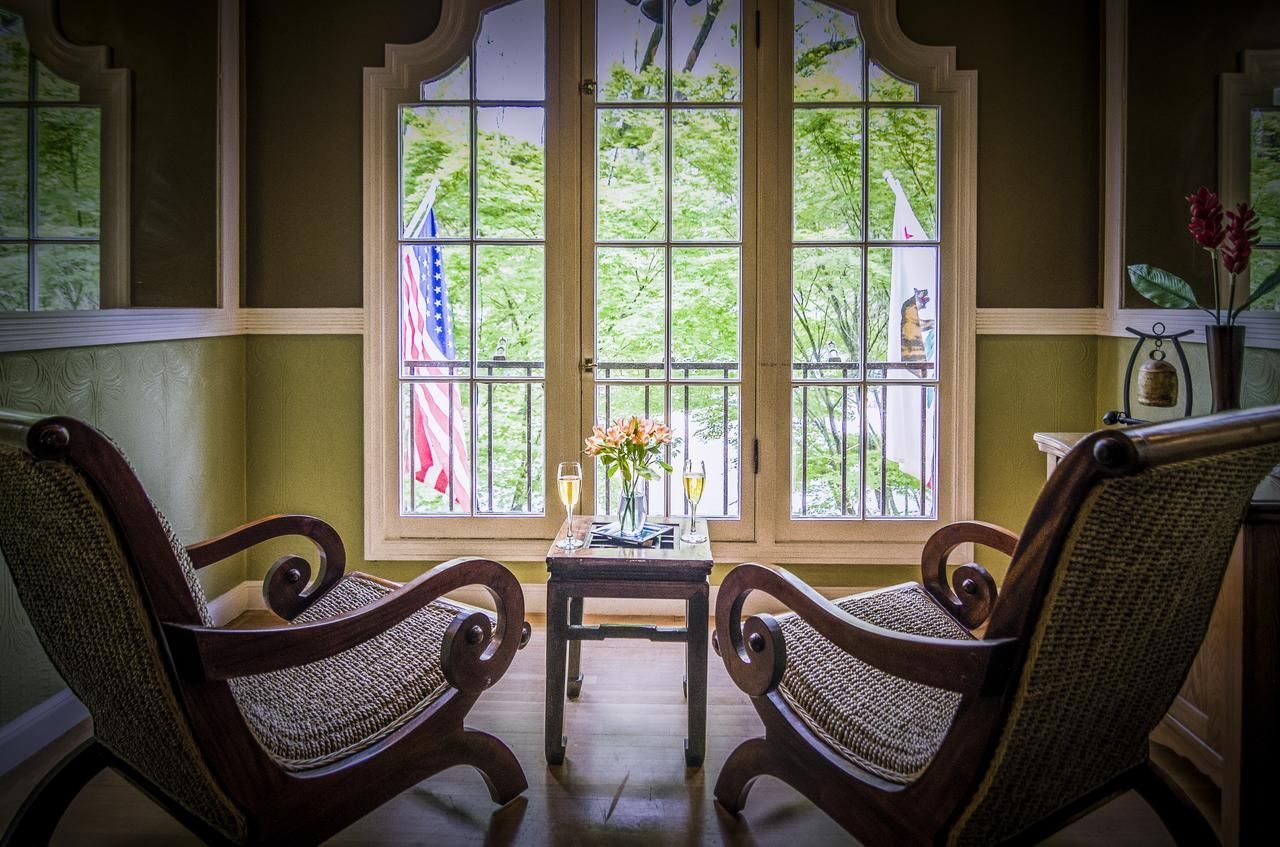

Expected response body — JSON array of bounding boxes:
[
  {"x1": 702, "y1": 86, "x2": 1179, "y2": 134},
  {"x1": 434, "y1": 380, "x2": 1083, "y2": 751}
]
[
  {"x1": 897, "y1": 0, "x2": 1101, "y2": 308},
  {"x1": 0, "y1": 337, "x2": 247, "y2": 723},
  {"x1": 241, "y1": 334, "x2": 1099, "y2": 585},
  {"x1": 1124, "y1": 0, "x2": 1280, "y2": 308},
  {"x1": 243, "y1": 0, "x2": 1101, "y2": 309},
  {"x1": 59, "y1": 0, "x2": 220, "y2": 308},
  {"x1": 244, "y1": 0, "x2": 441, "y2": 308}
]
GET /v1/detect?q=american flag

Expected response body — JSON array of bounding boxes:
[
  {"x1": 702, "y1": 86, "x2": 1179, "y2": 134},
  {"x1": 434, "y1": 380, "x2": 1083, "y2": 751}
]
[{"x1": 402, "y1": 206, "x2": 470, "y2": 507}]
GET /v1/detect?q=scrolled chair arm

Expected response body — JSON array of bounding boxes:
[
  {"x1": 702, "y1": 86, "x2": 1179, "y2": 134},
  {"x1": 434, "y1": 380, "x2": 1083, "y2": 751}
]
[
  {"x1": 715, "y1": 563, "x2": 1016, "y2": 700},
  {"x1": 920, "y1": 520, "x2": 1017, "y2": 630},
  {"x1": 185, "y1": 514, "x2": 346, "y2": 619},
  {"x1": 164, "y1": 557, "x2": 529, "y2": 697}
]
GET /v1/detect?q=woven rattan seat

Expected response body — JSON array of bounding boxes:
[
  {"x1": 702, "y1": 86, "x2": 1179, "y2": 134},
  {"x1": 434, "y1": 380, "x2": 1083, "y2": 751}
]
[
  {"x1": 776, "y1": 583, "x2": 971, "y2": 784},
  {"x1": 230, "y1": 574, "x2": 490, "y2": 771}
]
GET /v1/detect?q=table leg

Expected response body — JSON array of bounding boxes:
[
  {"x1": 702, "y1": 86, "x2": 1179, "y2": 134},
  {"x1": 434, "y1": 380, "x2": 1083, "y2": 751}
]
[
  {"x1": 544, "y1": 582, "x2": 569, "y2": 765},
  {"x1": 567, "y1": 595, "x2": 585, "y2": 699},
  {"x1": 684, "y1": 585, "x2": 708, "y2": 767}
]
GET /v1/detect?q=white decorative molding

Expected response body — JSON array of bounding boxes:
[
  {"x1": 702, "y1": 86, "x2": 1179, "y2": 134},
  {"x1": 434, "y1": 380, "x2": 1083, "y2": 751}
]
[
  {"x1": 239, "y1": 308, "x2": 364, "y2": 335},
  {"x1": 976, "y1": 309, "x2": 1102, "y2": 336},
  {"x1": 0, "y1": 308, "x2": 239, "y2": 352},
  {"x1": 0, "y1": 689, "x2": 89, "y2": 777},
  {"x1": 207, "y1": 579, "x2": 252, "y2": 625}
]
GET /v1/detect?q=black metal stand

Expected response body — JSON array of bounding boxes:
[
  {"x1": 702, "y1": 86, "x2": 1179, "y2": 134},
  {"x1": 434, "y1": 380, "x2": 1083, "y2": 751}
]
[{"x1": 1102, "y1": 323, "x2": 1194, "y2": 426}]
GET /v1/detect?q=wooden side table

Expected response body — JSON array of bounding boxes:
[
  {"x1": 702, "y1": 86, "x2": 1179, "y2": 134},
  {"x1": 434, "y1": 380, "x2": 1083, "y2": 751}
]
[
  {"x1": 544, "y1": 516, "x2": 713, "y2": 767},
  {"x1": 1035, "y1": 431, "x2": 1280, "y2": 844}
]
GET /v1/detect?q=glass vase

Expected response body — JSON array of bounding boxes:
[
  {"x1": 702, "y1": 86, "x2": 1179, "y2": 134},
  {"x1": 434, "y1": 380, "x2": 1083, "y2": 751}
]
[{"x1": 617, "y1": 486, "x2": 647, "y2": 537}]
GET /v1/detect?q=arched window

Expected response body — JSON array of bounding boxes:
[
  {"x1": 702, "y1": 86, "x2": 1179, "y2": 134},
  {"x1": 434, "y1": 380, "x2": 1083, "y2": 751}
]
[
  {"x1": 0, "y1": 2, "x2": 128, "y2": 311},
  {"x1": 365, "y1": 0, "x2": 974, "y2": 562}
]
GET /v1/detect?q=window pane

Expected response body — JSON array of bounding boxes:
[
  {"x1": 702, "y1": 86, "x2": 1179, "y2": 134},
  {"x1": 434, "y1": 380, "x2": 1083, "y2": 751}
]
[
  {"x1": 672, "y1": 0, "x2": 741, "y2": 102},
  {"x1": 793, "y1": 108, "x2": 862, "y2": 240},
  {"x1": 0, "y1": 109, "x2": 26, "y2": 236},
  {"x1": 672, "y1": 246, "x2": 739, "y2": 379},
  {"x1": 865, "y1": 384, "x2": 936, "y2": 518},
  {"x1": 0, "y1": 244, "x2": 28, "y2": 311},
  {"x1": 868, "y1": 107, "x2": 938, "y2": 241},
  {"x1": 792, "y1": 384, "x2": 860, "y2": 517},
  {"x1": 794, "y1": 0, "x2": 863, "y2": 103},
  {"x1": 597, "y1": 0, "x2": 666, "y2": 102},
  {"x1": 401, "y1": 382, "x2": 472, "y2": 515},
  {"x1": 421, "y1": 58, "x2": 469, "y2": 101},
  {"x1": 593, "y1": 382, "x2": 668, "y2": 517},
  {"x1": 672, "y1": 383, "x2": 739, "y2": 518},
  {"x1": 868, "y1": 61, "x2": 918, "y2": 102},
  {"x1": 477, "y1": 244, "x2": 544, "y2": 377},
  {"x1": 401, "y1": 244, "x2": 470, "y2": 376},
  {"x1": 672, "y1": 108, "x2": 739, "y2": 240},
  {"x1": 476, "y1": 382, "x2": 544, "y2": 515},
  {"x1": 476, "y1": 106, "x2": 545, "y2": 238},
  {"x1": 1249, "y1": 248, "x2": 1280, "y2": 312},
  {"x1": 36, "y1": 61, "x2": 77, "y2": 101},
  {"x1": 1251, "y1": 109, "x2": 1280, "y2": 244},
  {"x1": 597, "y1": 107, "x2": 665, "y2": 241},
  {"x1": 792, "y1": 246, "x2": 862, "y2": 380},
  {"x1": 475, "y1": 0, "x2": 545, "y2": 102},
  {"x1": 867, "y1": 245, "x2": 936, "y2": 380},
  {"x1": 401, "y1": 106, "x2": 469, "y2": 239},
  {"x1": 0, "y1": 10, "x2": 27, "y2": 101},
  {"x1": 36, "y1": 243, "x2": 98, "y2": 310},
  {"x1": 595, "y1": 246, "x2": 665, "y2": 378},
  {"x1": 36, "y1": 107, "x2": 100, "y2": 238}
]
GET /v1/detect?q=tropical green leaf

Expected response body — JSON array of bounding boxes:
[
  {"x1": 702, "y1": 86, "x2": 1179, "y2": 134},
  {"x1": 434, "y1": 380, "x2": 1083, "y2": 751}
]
[
  {"x1": 1233, "y1": 267, "x2": 1280, "y2": 321},
  {"x1": 1126, "y1": 264, "x2": 1202, "y2": 310}
]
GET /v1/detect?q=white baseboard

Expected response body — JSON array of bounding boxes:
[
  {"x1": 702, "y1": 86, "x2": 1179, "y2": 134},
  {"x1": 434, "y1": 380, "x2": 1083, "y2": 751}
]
[
  {"x1": 0, "y1": 689, "x2": 89, "y2": 777},
  {"x1": 207, "y1": 580, "x2": 252, "y2": 625}
]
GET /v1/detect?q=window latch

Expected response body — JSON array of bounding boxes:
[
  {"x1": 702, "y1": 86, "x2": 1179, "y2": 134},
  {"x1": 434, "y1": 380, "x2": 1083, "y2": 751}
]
[
  {"x1": 582, "y1": 357, "x2": 596, "y2": 373},
  {"x1": 579, "y1": 78, "x2": 597, "y2": 96}
]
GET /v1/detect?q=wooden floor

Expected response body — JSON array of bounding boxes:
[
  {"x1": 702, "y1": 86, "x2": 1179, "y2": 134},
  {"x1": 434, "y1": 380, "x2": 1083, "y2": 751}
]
[{"x1": 0, "y1": 613, "x2": 1180, "y2": 846}]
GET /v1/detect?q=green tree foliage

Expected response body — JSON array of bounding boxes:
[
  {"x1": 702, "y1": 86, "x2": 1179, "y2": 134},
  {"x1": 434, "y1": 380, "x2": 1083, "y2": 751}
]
[{"x1": 1250, "y1": 111, "x2": 1280, "y2": 310}]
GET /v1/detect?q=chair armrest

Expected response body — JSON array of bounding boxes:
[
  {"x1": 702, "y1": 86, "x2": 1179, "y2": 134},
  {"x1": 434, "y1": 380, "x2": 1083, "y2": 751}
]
[
  {"x1": 920, "y1": 520, "x2": 1018, "y2": 630},
  {"x1": 714, "y1": 563, "x2": 1015, "y2": 699},
  {"x1": 185, "y1": 514, "x2": 345, "y2": 619},
  {"x1": 164, "y1": 557, "x2": 528, "y2": 696}
]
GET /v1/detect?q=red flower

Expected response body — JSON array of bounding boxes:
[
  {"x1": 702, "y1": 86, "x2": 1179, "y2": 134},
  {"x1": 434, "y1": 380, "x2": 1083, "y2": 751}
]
[
  {"x1": 1186, "y1": 186, "x2": 1226, "y2": 249},
  {"x1": 1221, "y1": 203, "x2": 1260, "y2": 275}
]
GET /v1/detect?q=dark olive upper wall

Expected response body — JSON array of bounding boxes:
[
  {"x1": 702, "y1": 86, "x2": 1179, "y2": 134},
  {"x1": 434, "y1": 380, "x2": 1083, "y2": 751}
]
[
  {"x1": 244, "y1": 0, "x2": 440, "y2": 308},
  {"x1": 60, "y1": 0, "x2": 219, "y2": 307},
  {"x1": 244, "y1": 0, "x2": 1099, "y2": 308},
  {"x1": 1124, "y1": 0, "x2": 1280, "y2": 308},
  {"x1": 898, "y1": 0, "x2": 1101, "y2": 308}
]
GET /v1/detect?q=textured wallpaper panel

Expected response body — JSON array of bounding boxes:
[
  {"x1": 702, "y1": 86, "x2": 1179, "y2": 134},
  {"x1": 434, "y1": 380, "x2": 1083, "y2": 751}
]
[{"x1": 0, "y1": 338, "x2": 246, "y2": 723}]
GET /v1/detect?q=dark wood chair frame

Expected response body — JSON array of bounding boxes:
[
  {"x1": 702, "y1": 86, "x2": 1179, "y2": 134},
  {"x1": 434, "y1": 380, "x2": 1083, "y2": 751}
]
[
  {"x1": 0, "y1": 412, "x2": 533, "y2": 847},
  {"x1": 713, "y1": 407, "x2": 1280, "y2": 846}
]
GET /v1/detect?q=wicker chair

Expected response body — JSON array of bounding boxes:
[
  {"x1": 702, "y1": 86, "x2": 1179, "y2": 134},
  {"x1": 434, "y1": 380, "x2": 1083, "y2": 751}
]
[
  {"x1": 714, "y1": 406, "x2": 1280, "y2": 846},
  {"x1": 0, "y1": 411, "x2": 531, "y2": 846}
]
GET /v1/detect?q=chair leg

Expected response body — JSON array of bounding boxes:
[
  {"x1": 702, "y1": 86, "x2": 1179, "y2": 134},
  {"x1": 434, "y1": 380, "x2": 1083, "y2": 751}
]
[
  {"x1": 1133, "y1": 760, "x2": 1220, "y2": 847},
  {"x1": 1, "y1": 739, "x2": 108, "y2": 846},
  {"x1": 714, "y1": 736, "x2": 775, "y2": 815},
  {"x1": 456, "y1": 729, "x2": 529, "y2": 806}
]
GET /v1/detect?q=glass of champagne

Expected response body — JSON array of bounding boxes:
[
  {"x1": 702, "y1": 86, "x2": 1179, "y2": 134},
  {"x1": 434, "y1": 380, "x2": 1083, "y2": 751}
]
[
  {"x1": 681, "y1": 458, "x2": 707, "y2": 543},
  {"x1": 556, "y1": 462, "x2": 583, "y2": 549}
]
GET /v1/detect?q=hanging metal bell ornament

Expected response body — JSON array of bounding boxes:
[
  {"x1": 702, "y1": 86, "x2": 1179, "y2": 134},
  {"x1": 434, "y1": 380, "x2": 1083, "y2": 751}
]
[{"x1": 1137, "y1": 347, "x2": 1179, "y2": 408}]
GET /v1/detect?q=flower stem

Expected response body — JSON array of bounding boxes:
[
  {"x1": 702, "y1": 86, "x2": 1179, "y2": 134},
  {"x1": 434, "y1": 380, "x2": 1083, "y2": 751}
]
[{"x1": 1211, "y1": 250, "x2": 1221, "y2": 324}]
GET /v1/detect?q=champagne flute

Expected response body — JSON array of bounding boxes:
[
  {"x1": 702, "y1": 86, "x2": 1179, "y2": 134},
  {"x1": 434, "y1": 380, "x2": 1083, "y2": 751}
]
[
  {"x1": 681, "y1": 458, "x2": 707, "y2": 543},
  {"x1": 556, "y1": 462, "x2": 583, "y2": 549}
]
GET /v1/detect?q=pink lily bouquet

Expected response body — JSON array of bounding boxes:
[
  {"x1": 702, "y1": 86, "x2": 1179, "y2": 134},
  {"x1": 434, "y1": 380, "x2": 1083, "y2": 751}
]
[
  {"x1": 584, "y1": 416, "x2": 674, "y2": 534},
  {"x1": 1127, "y1": 187, "x2": 1277, "y2": 324}
]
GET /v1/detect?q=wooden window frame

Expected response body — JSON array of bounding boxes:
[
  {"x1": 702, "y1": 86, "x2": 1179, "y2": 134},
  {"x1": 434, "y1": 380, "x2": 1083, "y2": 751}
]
[{"x1": 364, "y1": 0, "x2": 976, "y2": 563}]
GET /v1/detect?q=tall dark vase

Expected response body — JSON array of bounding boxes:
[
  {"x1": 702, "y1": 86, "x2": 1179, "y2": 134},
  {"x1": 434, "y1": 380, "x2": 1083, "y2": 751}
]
[{"x1": 1206, "y1": 324, "x2": 1246, "y2": 412}]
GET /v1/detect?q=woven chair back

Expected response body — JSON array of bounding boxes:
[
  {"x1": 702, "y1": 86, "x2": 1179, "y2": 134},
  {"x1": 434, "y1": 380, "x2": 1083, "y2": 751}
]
[
  {"x1": 949, "y1": 433, "x2": 1280, "y2": 846},
  {"x1": 0, "y1": 441, "x2": 246, "y2": 842}
]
